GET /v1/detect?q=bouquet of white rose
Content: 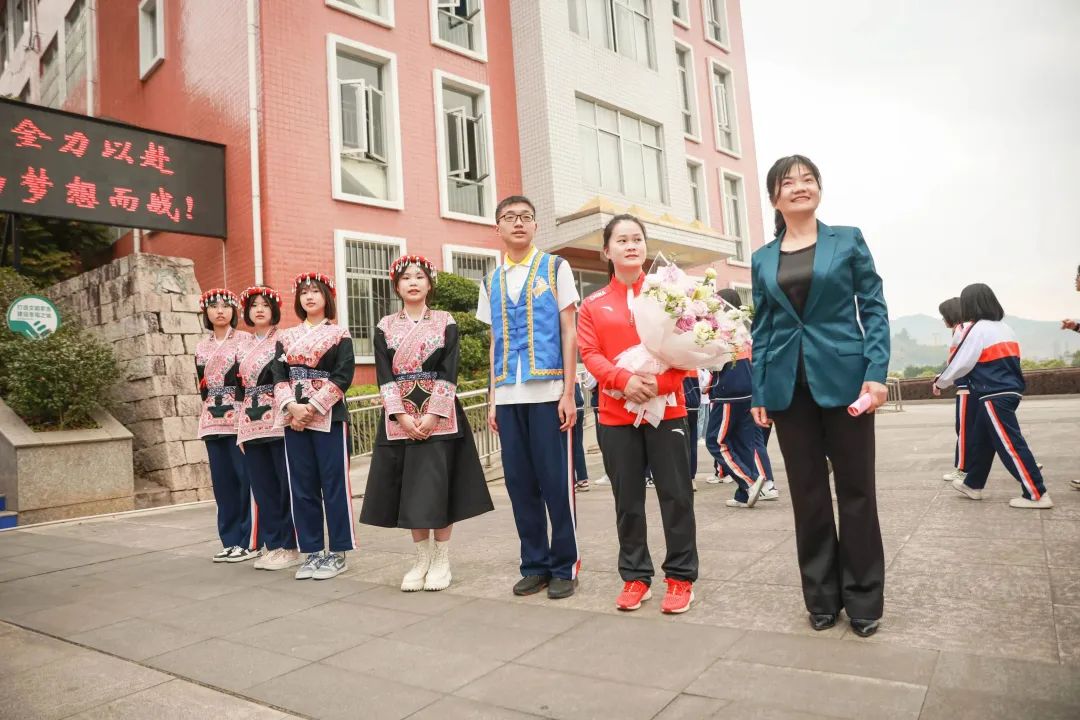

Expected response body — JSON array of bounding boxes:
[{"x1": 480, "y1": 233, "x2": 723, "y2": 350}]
[{"x1": 606, "y1": 257, "x2": 751, "y2": 427}]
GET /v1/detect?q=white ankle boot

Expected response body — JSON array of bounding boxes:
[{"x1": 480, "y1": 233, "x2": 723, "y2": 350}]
[
  {"x1": 423, "y1": 540, "x2": 452, "y2": 591},
  {"x1": 401, "y1": 538, "x2": 433, "y2": 592}
]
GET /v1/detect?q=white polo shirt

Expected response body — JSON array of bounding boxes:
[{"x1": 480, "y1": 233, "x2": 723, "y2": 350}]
[{"x1": 476, "y1": 247, "x2": 579, "y2": 405}]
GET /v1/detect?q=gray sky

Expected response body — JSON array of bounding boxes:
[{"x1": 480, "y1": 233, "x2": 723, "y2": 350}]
[{"x1": 741, "y1": 0, "x2": 1080, "y2": 321}]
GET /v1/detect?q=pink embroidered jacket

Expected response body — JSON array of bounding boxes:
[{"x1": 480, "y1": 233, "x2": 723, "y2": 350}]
[
  {"x1": 194, "y1": 328, "x2": 252, "y2": 439},
  {"x1": 375, "y1": 309, "x2": 461, "y2": 443},
  {"x1": 271, "y1": 321, "x2": 354, "y2": 433},
  {"x1": 236, "y1": 328, "x2": 285, "y2": 444}
]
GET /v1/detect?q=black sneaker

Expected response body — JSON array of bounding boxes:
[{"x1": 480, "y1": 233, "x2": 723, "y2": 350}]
[
  {"x1": 850, "y1": 618, "x2": 880, "y2": 637},
  {"x1": 512, "y1": 575, "x2": 550, "y2": 596},
  {"x1": 212, "y1": 547, "x2": 234, "y2": 563},
  {"x1": 547, "y1": 577, "x2": 577, "y2": 599},
  {"x1": 809, "y1": 613, "x2": 837, "y2": 631},
  {"x1": 223, "y1": 546, "x2": 256, "y2": 563}
]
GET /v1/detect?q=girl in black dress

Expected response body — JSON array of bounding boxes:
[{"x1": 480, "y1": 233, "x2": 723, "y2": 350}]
[{"x1": 361, "y1": 255, "x2": 493, "y2": 592}]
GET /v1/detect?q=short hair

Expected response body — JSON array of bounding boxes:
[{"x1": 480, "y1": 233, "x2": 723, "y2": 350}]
[
  {"x1": 202, "y1": 305, "x2": 238, "y2": 331},
  {"x1": 718, "y1": 288, "x2": 742, "y2": 308},
  {"x1": 243, "y1": 293, "x2": 282, "y2": 327},
  {"x1": 392, "y1": 263, "x2": 438, "y2": 304},
  {"x1": 294, "y1": 278, "x2": 337, "y2": 321},
  {"x1": 959, "y1": 283, "x2": 1004, "y2": 323},
  {"x1": 495, "y1": 195, "x2": 536, "y2": 221},
  {"x1": 937, "y1": 297, "x2": 963, "y2": 328}
]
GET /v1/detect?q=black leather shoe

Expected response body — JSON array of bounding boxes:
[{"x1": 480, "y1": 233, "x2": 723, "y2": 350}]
[
  {"x1": 547, "y1": 577, "x2": 577, "y2": 599},
  {"x1": 850, "y1": 618, "x2": 880, "y2": 637},
  {"x1": 809, "y1": 613, "x2": 838, "y2": 631},
  {"x1": 513, "y1": 575, "x2": 550, "y2": 596}
]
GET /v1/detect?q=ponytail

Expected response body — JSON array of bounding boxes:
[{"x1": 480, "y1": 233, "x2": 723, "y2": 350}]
[{"x1": 773, "y1": 209, "x2": 786, "y2": 238}]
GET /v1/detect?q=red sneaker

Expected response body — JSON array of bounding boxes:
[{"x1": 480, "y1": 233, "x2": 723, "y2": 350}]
[
  {"x1": 660, "y1": 578, "x2": 694, "y2": 614},
  {"x1": 615, "y1": 580, "x2": 652, "y2": 611}
]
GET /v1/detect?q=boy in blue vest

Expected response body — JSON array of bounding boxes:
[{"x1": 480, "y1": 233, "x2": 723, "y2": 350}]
[{"x1": 477, "y1": 195, "x2": 581, "y2": 599}]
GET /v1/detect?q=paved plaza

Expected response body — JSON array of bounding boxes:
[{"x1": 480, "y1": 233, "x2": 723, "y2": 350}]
[{"x1": 0, "y1": 398, "x2": 1078, "y2": 719}]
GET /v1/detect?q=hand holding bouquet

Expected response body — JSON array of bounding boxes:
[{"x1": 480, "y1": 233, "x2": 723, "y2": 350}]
[{"x1": 607, "y1": 259, "x2": 751, "y2": 427}]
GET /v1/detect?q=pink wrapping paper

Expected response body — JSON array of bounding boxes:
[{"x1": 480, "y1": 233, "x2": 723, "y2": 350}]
[{"x1": 848, "y1": 393, "x2": 873, "y2": 417}]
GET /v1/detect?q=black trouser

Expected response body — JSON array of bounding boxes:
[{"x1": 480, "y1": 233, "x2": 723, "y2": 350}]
[
  {"x1": 771, "y1": 384, "x2": 884, "y2": 619},
  {"x1": 600, "y1": 418, "x2": 697, "y2": 584}
]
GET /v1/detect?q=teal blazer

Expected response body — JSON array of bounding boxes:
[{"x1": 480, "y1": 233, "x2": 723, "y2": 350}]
[{"x1": 750, "y1": 222, "x2": 890, "y2": 411}]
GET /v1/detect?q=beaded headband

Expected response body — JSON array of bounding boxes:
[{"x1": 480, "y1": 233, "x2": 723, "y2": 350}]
[
  {"x1": 239, "y1": 286, "x2": 282, "y2": 311},
  {"x1": 199, "y1": 288, "x2": 238, "y2": 311},
  {"x1": 389, "y1": 254, "x2": 438, "y2": 285},
  {"x1": 292, "y1": 272, "x2": 336, "y2": 297}
]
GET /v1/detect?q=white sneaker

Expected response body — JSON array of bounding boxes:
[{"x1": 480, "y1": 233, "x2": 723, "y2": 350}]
[
  {"x1": 1071, "y1": 479, "x2": 1080, "y2": 491},
  {"x1": 706, "y1": 473, "x2": 722, "y2": 485},
  {"x1": 759, "y1": 486, "x2": 780, "y2": 501},
  {"x1": 252, "y1": 548, "x2": 272, "y2": 570},
  {"x1": 212, "y1": 547, "x2": 235, "y2": 563},
  {"x1": 401, "y1": 539, "x2": 433, "y2": 592},
  {"x1": 594, "y1": 475, "x2": 610, "y2": 485},
  {"x1": 223, "y1": 546, "x2": 257, "y2": 563},
  {"x1": 312, "y1": 552, "x2": 346, "y2": 580},
  {"x1": 1009, "y1": 495, "x2": 1053, "y2": 509},
  {"x1": 262, "y1": 548, "x2": 302, "y2": 571},
  {"x1": 943, "y1": 468, "x2": 967, "y2": 482},
  {"x1": 295, "y1": 551, "x2": 324, "y2": 580},
  {"x1": 951, "y1": 478, "x2": 983, "y2": 500},
  {"x1": 726, "y1": 499, "x2": 749, "y2": 508},
  {"x1": 722, "y1": 475, "x2": 734, "y2": 484},
  {"x1": 424, "y1": 541, "x2": 452, "y2": 591},
  {"x1": 744, "y1": 476, "x2": 766, "y2": 508},
  {"x1": 645, "y1": 478, "x2": 655, "y2": 488}
]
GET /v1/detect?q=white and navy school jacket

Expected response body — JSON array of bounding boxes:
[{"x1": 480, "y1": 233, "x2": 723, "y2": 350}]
[
  {"x1": 947, "y1": 322, "x2": 971, "y2": 390},
  {"x1": 935, "y1": 320, "x2": 1024, "y2": 396}
]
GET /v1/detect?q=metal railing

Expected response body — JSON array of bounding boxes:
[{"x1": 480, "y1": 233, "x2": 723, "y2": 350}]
[
  {"x1": 882, "y1": 377, "x2": 904, "y2": 412},
  {"x1": 346, "y1": 386, "x2": 601, "y2": 462}
]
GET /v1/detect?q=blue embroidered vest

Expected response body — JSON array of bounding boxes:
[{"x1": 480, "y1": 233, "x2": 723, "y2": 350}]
[{"x1": 487, "y1": 251, "x2": 564, "y2": 387}]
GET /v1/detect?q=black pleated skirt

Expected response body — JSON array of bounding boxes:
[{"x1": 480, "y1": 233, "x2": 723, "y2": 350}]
[{"x1": 360, "y1": 405, "x2": 494, "y2": 529}]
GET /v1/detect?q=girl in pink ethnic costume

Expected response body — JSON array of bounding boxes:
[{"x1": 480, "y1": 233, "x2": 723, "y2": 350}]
[
  {"x1": 272, "y1": 273, "x2": 356, "y2": 580},
  {"x1": 195, "y1": 289, "x2": 257, "y2": 563},
  {"x1": 361, "y1": 256, "x2": 492, "y2": 592},
  {"x1": 236, "y1": 286, "x2": 301, "y2": 571}
]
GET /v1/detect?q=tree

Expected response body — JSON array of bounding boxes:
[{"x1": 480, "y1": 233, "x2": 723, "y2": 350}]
[
  {"x1": 0, "y1": 214, "x2": 115, "y2": 287},
  {"x1": 431, "y1": 273, "x2": 488, "y2": 381}
]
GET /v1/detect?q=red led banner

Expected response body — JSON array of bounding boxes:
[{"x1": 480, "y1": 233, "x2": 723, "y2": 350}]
[{"x1": 0, "y1": 98, "x2": 226, "y2": 238}]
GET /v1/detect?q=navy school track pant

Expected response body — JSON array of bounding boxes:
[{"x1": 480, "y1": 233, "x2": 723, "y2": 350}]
[
  {"x1": 954, "y1": 391, "x2": 978, "y2": 472},
  {"x1": 496, "y1": 401, "x2": 579, "y2": 580},
  {"x1": 705, "y1": 399, "x2": 758, "y2": 502},
  {"x1": 204, "y1": 437, "x2": 256, "y2": 549},
  {"x1": 243, "y1": 439, "x2": 296, "y2": 551},
  {"x1": 963, "y1": 393, "x2": 1047, "y2": 500},
  {"x1": 283, "y1": 422, "x2": 357, "y2": 554}
]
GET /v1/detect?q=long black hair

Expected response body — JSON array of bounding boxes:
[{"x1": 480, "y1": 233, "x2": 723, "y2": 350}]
[
  {"x1": 938, "y1": 297, "x2": 963, "y2": 328},
  {"x1": 959, "y1": 283, "x2": 1005, "y2": 323},
  {"x1": 765, "y1": 154, "x2": 822, "y2": 238},
  {"x1": 602, "y1": 213, "x2": 647, "y2": 277}
]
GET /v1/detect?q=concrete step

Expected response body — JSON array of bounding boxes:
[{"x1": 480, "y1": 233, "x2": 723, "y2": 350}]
[
  {"x1": 134, "y1": 477, "x2": 172, "y2": 510},
  {"x1": 0, "y1": 511, "x2": 16, "y2": 529}
]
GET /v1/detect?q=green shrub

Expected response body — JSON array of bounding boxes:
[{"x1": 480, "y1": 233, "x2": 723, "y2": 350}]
[
  {"x1": 433, "y1": 272, "x2": 481, "y2": 313},
  {"x1": 1, "y1": 325, "x2": 118, "y2": 430}
]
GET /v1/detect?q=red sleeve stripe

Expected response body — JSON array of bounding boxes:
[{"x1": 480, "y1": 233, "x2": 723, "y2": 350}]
[{"x1": 979, "y1": 341, "x2": 1020, "y2": 363}]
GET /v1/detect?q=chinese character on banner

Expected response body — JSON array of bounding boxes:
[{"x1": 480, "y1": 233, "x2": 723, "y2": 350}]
[
  {"x1": 140, "y1": 142, "x2": 174, "y2": 175},
  {"x1": 65, "y1": 176, "x2": 99, "y2": 209},
  {"x1": 108, "y1": 187, "x2": 139, "y2": 212},
  {"x1": 59, "y1": 131, "x2": 90, "y2": 158},
  {"x1": 102, "y1": 140, "x2": 134, "y2": 164},
  {"x1": 0, "y1": 177, "x2": 6, "y2": 194},
  {"x1": 147, "y1": 186, "x2": 180, "y2": 222},
  {"x1": 20, "y1": 167, "x2": 53, "y2": 204},
  {"x1": 12, "y1": 119, "x2": 53, "y2": 149}
]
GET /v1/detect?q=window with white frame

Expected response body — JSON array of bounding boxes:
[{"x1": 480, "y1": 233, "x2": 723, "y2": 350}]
[
  {"x1": 330, "y1": 38, "x2": 403, "y2": 207},
  {"x1": 674, "y1": 43, "x2": 698, "y2": 137},
  {"x1": 672, "y1": 0, "x2": 689, "y2": 25},
  {"x1": 326, "y1": 0, "x2": 393, "y2": 26},
  {"x1": 448, "y1": 249, "x2": 498, "y2": 284},
  {"x1": 436, "y1": 72, "x2": 494, "y2": 220},
  {"x1": 139, "y1": 0, "x2": 165, "y2": 79},
  {"x1": 721, "y1": 170, "x2": 748, "y2": 261},
  {"x1": 710, "y1": 60, "x2": 739, "y2": 154},
  {"x1": 687, "y1": 159, "x2": 706, "y2": 223},
  {"x1": 576, "y1": 97, "x2": 665, "y2": 203},
  {"x1": 703, "y1": 0, "x2": 728, "y2": 47},
  {"x1": 568, "y1": 0, "x2": 655, "y2": 69},
  {"x1": 39, "y1": 37, "x2": 61, "y2": 108},
  {"x1": 434, "y1": 0, "x2": 486, "y2": 58},
  {"x1": 64, "y1": 0, "x2": 88, "y2": 90},
  {"x1": 340, "y1": 235, "x2": 403, "y2": 358}
]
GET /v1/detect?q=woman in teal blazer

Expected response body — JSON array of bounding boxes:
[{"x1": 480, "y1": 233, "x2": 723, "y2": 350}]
[{"x1": 750, "y1": 155, "x2": 890, "y2": 638}]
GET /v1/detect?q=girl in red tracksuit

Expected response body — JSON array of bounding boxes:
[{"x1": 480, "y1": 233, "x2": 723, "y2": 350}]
[{"x1": 578, "y1": 214, "x2": 697, "y2": 615}]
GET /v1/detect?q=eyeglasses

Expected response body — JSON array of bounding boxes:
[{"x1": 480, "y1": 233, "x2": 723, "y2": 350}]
[{"x1": 497, "y1": 212, "x2": 535, "y2": 225}]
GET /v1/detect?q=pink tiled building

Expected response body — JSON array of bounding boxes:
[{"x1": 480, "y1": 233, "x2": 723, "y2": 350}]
[{"x1": 1, "y1": 0, "x2": 765, "y2": 381}]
